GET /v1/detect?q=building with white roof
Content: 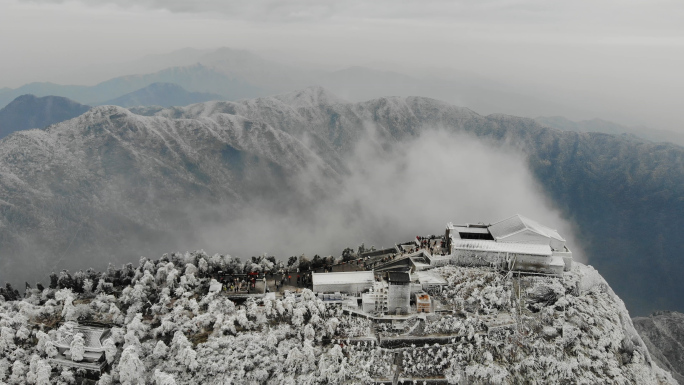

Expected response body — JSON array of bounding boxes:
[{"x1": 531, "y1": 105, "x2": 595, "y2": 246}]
[
  {"x1": 488, "y1": 214, "x2": 566, "y2": 251},
  {"x1": 445, "y1": 214, "x2": 573, "y2": 275},
  {"x1": 362, "y1": 281, "x2": 389, "y2": 313},
  {"x1": 312, "y1": 271, "x2": 375, "y2": 295},
  {"x1": 49, "y1": 322, "x2": 111, "y2": 373},
  {"x1": 414, "y1": 271, "x2": 448, "y2": 294}
]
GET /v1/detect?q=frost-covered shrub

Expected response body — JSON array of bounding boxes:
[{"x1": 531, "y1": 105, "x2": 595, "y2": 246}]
[
  {"x1": 118, "y1": 346, "x2": 145, "y2": 385},
  {"x1": 436, "y1": 266, "x2": 512, "y2": 314},
  {"x1": 153, "y1": 370, "x2": 177, "y2": 385},
  {"x1": 69, "y1": 333, "x2": 85, "y2": 362},
  {"x1": 103, "y1": 338, "x2": 117, "y2": 364}
]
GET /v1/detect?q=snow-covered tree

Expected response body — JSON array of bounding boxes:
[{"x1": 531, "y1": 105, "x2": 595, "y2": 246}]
[
  {"x1": 103, "y1": 338, "x2": 117, "y2": 364},
  {"x1": 152, "y1": 340, "x2": 168, "y2": 359},
  {"x1": 69, "y1": 333, "x2": 85, "y2": 362},
  {"x1": 118, "y1": 345, "x2": 145, "y2": 385},
  {"x1": 153, "y1": 370, "x2": 177, "y2": 385}
]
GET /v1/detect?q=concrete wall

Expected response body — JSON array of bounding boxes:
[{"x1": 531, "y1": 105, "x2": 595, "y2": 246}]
[
  {"x1": 388, "y1": 284, "x2": 411, "y2": 314},
  {"x1": 427, "y1": 254, "x2": 452, "y2": 267},
  {"x1": 362, "y1": 293, "x2": 388, "y2": 313},
  {"x1": 552, "y1": 249, "x2": 573, "y2": 272},
  {"x1": 512, "y1": 254, "x2": 564, "y2": 275},
  {"x1": 450, "y1": 249, "x2": 566, "y2": 275},
  {"x1": 361, "y1": 247, "x2": 398, "y2": 258},
  {"x1": 313, "y1": 282, "x2": 373, "y2": 295},
  {"x1": 410, "y1": 283, "x2": 424, "y2": 294}
]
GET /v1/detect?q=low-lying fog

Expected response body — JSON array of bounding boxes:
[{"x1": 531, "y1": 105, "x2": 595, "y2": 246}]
[{"x1": 192, "y1": 130, "x2": 585, "y2": 263}]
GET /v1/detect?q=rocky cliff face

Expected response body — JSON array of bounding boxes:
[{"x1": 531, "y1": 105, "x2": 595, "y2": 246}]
[{"x1": 634, "y1": 312, "x2": 684, "y2": 384}]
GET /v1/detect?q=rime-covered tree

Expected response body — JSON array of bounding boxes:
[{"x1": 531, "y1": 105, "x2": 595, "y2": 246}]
[
  {"x1": 118, "y1": 345, "x2": 145, "y2": 385},
  {"x1": 70, "y1": 333, "x2": 85, "y2": 362}
]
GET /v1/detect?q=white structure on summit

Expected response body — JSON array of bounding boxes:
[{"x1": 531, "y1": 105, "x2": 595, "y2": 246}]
[
  {"x1": 445, "y1": 214, "x2": 573, "y2": 275},
  {"x1": 311, "y1": 214, "x2": 573, "y2": 317},
  {"x1": 312, "y1": 271, "x2": 374, "y2": 295}
]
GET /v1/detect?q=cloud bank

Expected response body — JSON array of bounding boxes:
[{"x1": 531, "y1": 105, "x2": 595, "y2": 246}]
[
  {"x1": 21, "y1": 0, "x2": 684, "y2": 31},
  {"x1": 190, "y1": 130, "x2": 585, "y2": 263}
]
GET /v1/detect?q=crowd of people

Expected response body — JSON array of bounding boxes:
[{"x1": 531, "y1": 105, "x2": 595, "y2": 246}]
[
  {"x1": 219, "y1": 275, "x2": 263, "y2": 294},
  {"x1": 364, "y1": 235, "x2": 448, "y2": 270}
]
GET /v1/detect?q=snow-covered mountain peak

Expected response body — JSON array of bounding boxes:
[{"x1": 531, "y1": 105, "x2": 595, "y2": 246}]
[{"x1": 273, "y1": 86, "x2": 348, "y2": 109}]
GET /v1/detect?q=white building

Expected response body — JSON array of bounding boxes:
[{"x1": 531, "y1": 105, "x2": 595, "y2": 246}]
[
  {"x1": 312, "y1": 271, "x2": 375, "y2": 295},
  {"x1": 445, "y1": 214, "x2": 573, "y2": 275},
  {"x1": 415, "y1": 293, "x2": 432, "y2": 313},
  {"x1": 362, "y1": 282, "x2": 389, "y2": 313},
  {"x1": 414, "y1": 271, "x2": 448, "y2": 295}
]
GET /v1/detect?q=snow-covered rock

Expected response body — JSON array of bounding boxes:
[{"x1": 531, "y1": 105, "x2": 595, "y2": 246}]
[{"x1": 0, "y1": 250, "x2": 677, "y2": 383}]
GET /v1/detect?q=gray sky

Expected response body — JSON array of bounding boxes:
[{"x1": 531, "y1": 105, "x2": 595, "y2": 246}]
[{"x1": 1, "y1": 0, "x2": 683, "y2": 130}]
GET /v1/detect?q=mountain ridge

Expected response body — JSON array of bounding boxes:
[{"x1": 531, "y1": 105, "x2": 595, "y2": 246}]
[
  {"x1": 2, "y1": 47, "x2": 652, "y2": 140},
  {"x1": 0, "y1": 87, "x2": 682, "y2": 316},
  {"x1": 0, "y1": 64, "x2": 263, "y2": 108},
  {"x1": 0, "y1": 102, "x2": 339, "y2": 284},
  {"x1": 0, "y1": 94, "x2": 90, "y2": 139},
  {"x1": 536, "y1": 115, "x2": 684, "y2": 147},
  {"x1": 99, "y1": 82, "x2": 223, "y2": 108}
]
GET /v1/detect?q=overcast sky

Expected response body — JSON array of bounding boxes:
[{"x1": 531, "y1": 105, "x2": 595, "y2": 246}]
[{"x1": 1, "y1": 0, "x2": 683, "y2": 130}]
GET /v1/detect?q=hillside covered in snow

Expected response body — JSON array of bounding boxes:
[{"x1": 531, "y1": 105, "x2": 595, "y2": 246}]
[
  {"x1": 0, "y1": 250, "x2": 676, "y2": 384},
  {"x1": 0, "y1": 86, "x2": 682, "y2": 317}
]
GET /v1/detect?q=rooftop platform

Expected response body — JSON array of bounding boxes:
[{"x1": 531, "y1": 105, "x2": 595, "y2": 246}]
[{"x1": 312, "y1": 271, "x2": 374, "y2": 286}]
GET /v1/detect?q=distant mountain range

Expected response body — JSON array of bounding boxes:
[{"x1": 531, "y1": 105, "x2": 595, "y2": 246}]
[
  {"x1": 0, "y1": 87, "x2": 682, "y2": 317},
  {"x1": 0, "y1": 94, "x2": 90, "y2": 139},
  {"x1": 0, "y1": 47, "x2": 603, "y2": 126},
  {"x1": 537, "y1": 116, "x2": 684, "y2": 147},
  {"x1": 99, "y1": 82, "x2": 222, "y2": 108},
  {"x1": 0, "y1": 63, "x2": 262, "y2": 108},
  {"x1": 3, "y1": 47, "x2": 682, "y2": 150}
]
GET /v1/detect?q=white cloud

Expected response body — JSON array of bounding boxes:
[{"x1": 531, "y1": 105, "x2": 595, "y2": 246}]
[
  {"x1": 192, "y1": 130, "x2": 586, "y2": 263},
  {"x1": 14, "y1": 0, "x2": 684, "y2": 32}
]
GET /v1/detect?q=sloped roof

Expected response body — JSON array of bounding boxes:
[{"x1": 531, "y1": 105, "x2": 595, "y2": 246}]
[
  {"x1": 488, "y1": 214, "x2": 565, "y2": 243},
  {"x1": 451, "y1": 239, "x2": 552, "y2": 256},
  {"x1": 52, "y1": 323, "x2": 109, "y2": 351},
  {"x1": 312, "y1": 271, "x2": 374, "y2": 286},
  {"x1": 387, "y1": 272, "x2": 411, "y2": 283}
]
